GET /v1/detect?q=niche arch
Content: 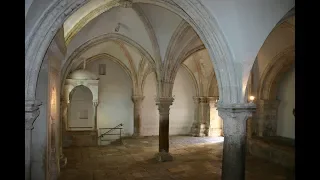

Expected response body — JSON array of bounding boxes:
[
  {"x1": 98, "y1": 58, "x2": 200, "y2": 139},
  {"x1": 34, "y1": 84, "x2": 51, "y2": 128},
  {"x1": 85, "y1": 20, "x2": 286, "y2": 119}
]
[{"x1": 63, "y1": 69, "x2": 99, "y2": 131}]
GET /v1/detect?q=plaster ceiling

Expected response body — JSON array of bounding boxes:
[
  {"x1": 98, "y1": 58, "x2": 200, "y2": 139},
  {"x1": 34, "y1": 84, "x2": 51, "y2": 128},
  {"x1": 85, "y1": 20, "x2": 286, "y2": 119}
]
[
  {"x1": 137, "y1": 3, "x2": 182, "y2": 61},
  {"x1": 66, "y1": 5, "x2": 154, "y2": 59},
  {"x1": 64, "y1": 2, "x2": 184, "y2": 61}
]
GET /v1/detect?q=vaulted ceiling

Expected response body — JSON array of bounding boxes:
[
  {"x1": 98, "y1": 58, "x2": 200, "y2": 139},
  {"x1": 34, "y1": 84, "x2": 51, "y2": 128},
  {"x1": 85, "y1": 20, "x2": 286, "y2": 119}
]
[{"x1": 63, "y1": 2, "x2": 212, "y2": 94}]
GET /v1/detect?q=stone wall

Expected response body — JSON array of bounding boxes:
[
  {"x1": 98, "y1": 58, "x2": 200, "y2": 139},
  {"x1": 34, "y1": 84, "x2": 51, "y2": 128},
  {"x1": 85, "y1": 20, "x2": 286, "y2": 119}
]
[
  {"x1": 247, "y1": 137, "x2": 295, "y2": 169},
  {"x1": 63, "y1": 131, "x2": 98, "y2": 147}
]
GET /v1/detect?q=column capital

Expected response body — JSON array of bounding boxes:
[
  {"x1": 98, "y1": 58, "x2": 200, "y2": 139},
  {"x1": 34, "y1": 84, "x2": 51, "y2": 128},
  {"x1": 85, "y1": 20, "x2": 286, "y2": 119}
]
[
  {"x1": 156, "y1": 97, "x2": 174, "y2": 115},
  {"x1": 132, "y1": 95, "x2": 145, "y2": 103},
  {"x1": 208, "y1": 96, "x2": 219, "y2": 107},
  {"x1": 199, "y1": 97, "x2": 208, "y2": 103},
  {"x1": 25, "y1": 100, "x2": 42, "y2": 130},
  {"x1": 92, "y1": 100, "x2": 99, "y2": 107},
  {"x1": 207, "y1": 96, "x2": 219, "y2": 103},
  {"x1": 217, "y1": 103, "x2": 256, "y2": 121},
  {"x1": 193, "y1": 96, "x2": 200, "y2": 104}
]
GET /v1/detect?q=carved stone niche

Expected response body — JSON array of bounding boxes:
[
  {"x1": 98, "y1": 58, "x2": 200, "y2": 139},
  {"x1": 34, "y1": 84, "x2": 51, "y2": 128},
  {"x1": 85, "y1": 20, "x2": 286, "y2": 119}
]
[
  {"x1": 64, "y1": 69, "x2": 99, "y2": 105},
  {"x1": 64, "y1": 69, "x2": 99, "y2": 132}
]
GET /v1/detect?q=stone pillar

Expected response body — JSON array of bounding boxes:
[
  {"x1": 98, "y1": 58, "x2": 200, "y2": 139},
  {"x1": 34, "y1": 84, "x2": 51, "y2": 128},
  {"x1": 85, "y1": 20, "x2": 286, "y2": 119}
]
[
  {"x1": 93, "y1": 101, "x2": 99, "y2": 145},
  {"x1": 191, "y1": 97, "x2": 200, "y2": 136},
  {"x1": 132, "y1": 96, "x2": 144, "y2": 136},
  {"x1": 208, "y1": 97, "x2": 222, "y2": 137},
  {"x1": 25, "y1": 100, "x2": 42, "y2": 180},
  {"x1": 49, "y1": 116, "x2": 59, "y2": 180},
  {"x1": 199, "y1": 97, "x2": 209, "y2": 136},
  {"x1": 93, "y1": 101, "x2": 98, "y2": 130},
  {"x1": 191, "y1": 97, "x2": 209, "y2": 136},
  {"x1": 59, "y1": 98, "x2": 67, "y2": 168},
  {"x1": 155, "y1": 97, "x2": 174, "y2": 162},
  {"x1": 254, "y1": 99, "x2": 280, "y2": 137},
  {"x1": 218, "y1": 103, "x2": 256, "y2": 180}
]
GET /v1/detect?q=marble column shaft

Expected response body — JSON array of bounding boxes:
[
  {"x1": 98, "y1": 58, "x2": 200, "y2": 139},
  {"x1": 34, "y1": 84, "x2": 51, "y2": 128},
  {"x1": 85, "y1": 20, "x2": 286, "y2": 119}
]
[
  {"x1": 132, "y1": 96, "x2": 144, "y2": 136},
  {"x1": 218, "y1": 103, "x2": 256, "y2": 180},
  {"x1": 25, "y1": 100, "x2": 42, "y2": 180}
]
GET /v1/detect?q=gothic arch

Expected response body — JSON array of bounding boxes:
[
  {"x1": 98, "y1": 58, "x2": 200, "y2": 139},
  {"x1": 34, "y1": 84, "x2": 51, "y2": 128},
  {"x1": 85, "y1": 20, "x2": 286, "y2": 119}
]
[
  {"x1": 60, "y1": 33, "x2": 156, "y2": 95},
  {"x1": 64, "y1": 80, "x2": 99, "y2": 104},
  {"x1": 25, "y1": 0, "x2": 238, "y2": 105},
  {"x1": 180, "y1": 64, "x2": 200, "y2": 97},
  {"x1": 257, "y1": 46, "x2": 295, "y2": 100},
  {"x1": 73, "y1": 53, "x2": 139, "y2": 95}
]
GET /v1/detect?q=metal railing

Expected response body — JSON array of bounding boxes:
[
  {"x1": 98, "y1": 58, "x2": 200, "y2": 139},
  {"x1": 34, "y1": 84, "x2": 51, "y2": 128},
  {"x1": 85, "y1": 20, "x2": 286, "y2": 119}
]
[{"x1": 98, "y1": 123, "x2": 123, "y2": 144}]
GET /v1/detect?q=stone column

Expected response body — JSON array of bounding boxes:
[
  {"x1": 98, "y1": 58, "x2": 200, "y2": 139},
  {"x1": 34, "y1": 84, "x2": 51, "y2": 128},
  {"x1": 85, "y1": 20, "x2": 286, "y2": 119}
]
[
  {"x1": 192, "y1": 97, "x2": 209, "y2": 136},
  {"x1": 93, "y1": 101, "x2": 99, "y2": 145},
  {"x1": 49, "y1": 116, "x2": 58, "y2": 180},
  {"x1": 59, "y1": 98, "x2": 67, "y2": 168},
  {"x1": 132, "y1": 96, "x2": 144, "y2": 136},
  {"x1": 191, "y1": 97, "x2": 200, "y2": 136},
  {"x1": 218, "y1": 103, "x2": 256, "y2": 180},
  {"x1": 208, "y1": 97, "x2": 222, "y2": 137},
  {"x1": 199, "y1": 97, "x2": 209, "y2": 136},
  {"x1": 155, "y1": 97, "x2": 174, "y2": 162},
  {"x1": 254, "y1": 99, "x2": 280, "y2": 137},
  {"x1": 25, "y1": 100, "x2": 42, "y2": 180},
  {"x1": 93, "y1": 101, "x2": 98, "y2": 130}
]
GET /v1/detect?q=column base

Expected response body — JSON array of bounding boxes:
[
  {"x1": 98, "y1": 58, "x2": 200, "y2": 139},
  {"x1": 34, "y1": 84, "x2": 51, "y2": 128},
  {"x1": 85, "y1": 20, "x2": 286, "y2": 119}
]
[
  {"x1": 132, "y1": 132, "x2": 144, "y2": 138},
  {"x1": 154, "y1": 151, "x2": 173, "y2": 162},
  {"x1": 191, "y1": 123, "x2": 207, "y2": 137}
]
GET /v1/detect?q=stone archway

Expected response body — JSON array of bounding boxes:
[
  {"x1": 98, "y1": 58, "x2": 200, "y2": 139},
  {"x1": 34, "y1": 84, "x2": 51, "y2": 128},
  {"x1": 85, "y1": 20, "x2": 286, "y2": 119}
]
[
  {"x1": 60, "y1": 33, "x2": 154, "y2": 96},
  {"x1": 25, "y1": 1, "x2": 239, "y2": 179},
  {"x1": 25, "y1": 0, "x2": 238, "y2": 104},
  {"x1": 254, "y1": 46, "x2": 295, "y2": 137}
]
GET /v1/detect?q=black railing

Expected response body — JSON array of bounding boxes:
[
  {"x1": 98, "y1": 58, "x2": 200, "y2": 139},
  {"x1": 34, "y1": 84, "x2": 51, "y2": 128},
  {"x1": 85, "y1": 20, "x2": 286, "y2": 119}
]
[{"x1": 98, "y1": 124, "x2": 123, "y2": 144}]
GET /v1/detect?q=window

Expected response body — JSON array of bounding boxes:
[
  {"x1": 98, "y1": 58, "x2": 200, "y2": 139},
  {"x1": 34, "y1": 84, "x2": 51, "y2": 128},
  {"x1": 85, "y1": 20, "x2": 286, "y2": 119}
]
[{"x1": 99, "y1": 64, "x2": 106, "y2": 75}]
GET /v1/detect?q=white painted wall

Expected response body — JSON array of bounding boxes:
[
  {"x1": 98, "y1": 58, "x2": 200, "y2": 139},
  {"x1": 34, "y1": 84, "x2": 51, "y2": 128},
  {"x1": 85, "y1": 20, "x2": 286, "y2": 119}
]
[
  {"x1": 86, "y1": 59, "x2": 134, "y2": 136},
  {"x1": 69, "y1": 86, "x2": 94, "y2": 130},
  {"x1": 68, "y1": 41, "x2": 132, "y2": 72},
  {"x1": 170, "y1": 67, "x2": 196, "y2": 135},
  {"x1": 276, "y1": 65, "x2": 295, "y2": 139},
  {"x1": 140, "y1": 67, "x2": 195, "y2": 136},
  {"x1": 141, "y1": 72, "x2": 159, "y2": 136}
]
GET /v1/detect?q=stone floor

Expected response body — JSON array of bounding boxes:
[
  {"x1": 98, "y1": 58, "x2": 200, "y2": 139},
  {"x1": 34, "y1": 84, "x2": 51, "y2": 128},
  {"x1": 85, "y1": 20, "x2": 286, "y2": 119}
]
[{"x1": 59, "y1": 136, "x2": 294, "y2": 180}]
